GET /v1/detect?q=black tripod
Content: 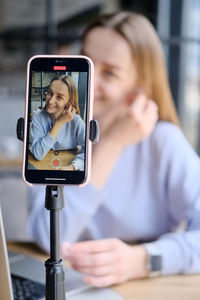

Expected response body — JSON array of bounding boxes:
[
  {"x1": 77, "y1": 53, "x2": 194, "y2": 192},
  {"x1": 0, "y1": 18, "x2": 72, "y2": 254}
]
[
  {"x1": 45, "y1": 185, "x2": 66, "y2": 300},
  {"x1": 16, "y1": 118, "x2": 99, "y2": 300}
]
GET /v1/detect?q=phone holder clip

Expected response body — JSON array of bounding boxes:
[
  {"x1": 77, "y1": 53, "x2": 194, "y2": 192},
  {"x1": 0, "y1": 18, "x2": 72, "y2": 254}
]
[{"x1": 17, "y1": 118, "x2": 100, "y2": 143}]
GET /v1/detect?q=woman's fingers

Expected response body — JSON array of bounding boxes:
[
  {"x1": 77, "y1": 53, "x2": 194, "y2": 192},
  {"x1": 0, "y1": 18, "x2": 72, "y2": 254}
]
[
  {"x1": 68, "y1": 238, "x2": 118, "y2": 254},
  {"x1": 58, "y1": 104, "x2": 76, "y2": 123},
  {"x1": 141, "y1": 99, "x2": 159, "y2": 133},
  {"x1": 65, "y1": 103, "x2": 76, "y2": 114},
  {"x1": 67, "y1": 251, "x2": 118, "y2": 268},
  {"x1": 83, "y1": 274, "x2": 116, "y2": 288},
  {"x1": 129, "y1": 91, "x2": 148, "y2": 114},
  {"x1": 62, "y1": 239, "x2": 148, "y2": 287},
  {"x1": 66, "y1": 239, "x2": 121, "y2": 269},
  {"x1": 72, "y1": 263, "x2": 116, "y2": 277}
]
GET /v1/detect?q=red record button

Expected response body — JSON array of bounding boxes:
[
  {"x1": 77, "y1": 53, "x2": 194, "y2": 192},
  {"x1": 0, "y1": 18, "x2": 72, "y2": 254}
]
[
  {"x1": 51, "y1": 158, "x2": 61, "y2": 169},
  {"x1": 53, "y1": 66, "x2": 66, "y2": 70}
]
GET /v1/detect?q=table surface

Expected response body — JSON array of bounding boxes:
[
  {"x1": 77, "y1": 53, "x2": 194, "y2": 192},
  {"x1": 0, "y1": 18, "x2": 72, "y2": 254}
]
[
  {"x1": 28, "y1": 149, "x2": 77, "y2": 170},
  {"x1": 7, "y1": 241, "x2": 200, "y2": 300}
]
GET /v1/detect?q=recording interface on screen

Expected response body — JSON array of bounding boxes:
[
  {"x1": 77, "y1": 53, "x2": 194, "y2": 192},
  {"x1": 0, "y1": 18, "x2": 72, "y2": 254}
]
[{"x1": 27, "y1": 71, "x2": 88, "y2": 172}]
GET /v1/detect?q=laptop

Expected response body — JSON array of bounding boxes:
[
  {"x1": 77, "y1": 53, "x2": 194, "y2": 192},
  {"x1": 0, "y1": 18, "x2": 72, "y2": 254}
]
[
  {"x1": 0, "y1": 206, "x2": 92, "y2": 300},
  {"x1": 0, "y1": 206, "x2": 125, "y2": 300}
]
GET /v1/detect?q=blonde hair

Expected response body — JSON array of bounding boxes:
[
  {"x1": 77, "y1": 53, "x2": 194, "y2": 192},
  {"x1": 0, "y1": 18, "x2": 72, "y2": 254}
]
[
  {"x1": 83, "y1": 12, "x2": 180, "y2": 127},
  {"x1": 51, "y1": 75, "x2": 80, "y2": 115}
]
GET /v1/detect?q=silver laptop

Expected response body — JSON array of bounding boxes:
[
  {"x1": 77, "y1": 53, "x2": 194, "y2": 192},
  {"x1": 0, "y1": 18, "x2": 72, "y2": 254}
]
[
  {"x1": 0, "y1": 206, "x2": 124, "y2": 300},
  {"x1": 0, "y1": 206, "x2": 92, "y2": 300}
]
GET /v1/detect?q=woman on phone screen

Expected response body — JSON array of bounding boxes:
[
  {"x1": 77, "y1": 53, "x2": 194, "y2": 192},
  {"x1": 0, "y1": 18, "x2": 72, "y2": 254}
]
[{"x1": 30, "y1": 75, "x2": 85, "y2": 171}]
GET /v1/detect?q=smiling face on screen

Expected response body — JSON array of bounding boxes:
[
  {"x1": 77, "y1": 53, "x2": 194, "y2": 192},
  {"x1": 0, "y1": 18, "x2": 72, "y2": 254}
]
[{"x1": 45, "y1": 80, "x2": 70, "y2": 119}]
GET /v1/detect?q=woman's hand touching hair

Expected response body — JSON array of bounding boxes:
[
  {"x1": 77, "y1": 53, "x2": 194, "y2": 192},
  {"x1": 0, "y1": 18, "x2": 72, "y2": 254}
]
[
  {"x1": 49, "y1": 103, "x2": 76, "y2": 139},
  {"x1": 108, "y1": 90, "x2": 158, "y2": 149},
  {"x1": 56, "y1": 103, "x2": 76, "y2": 125},
  {"x1": 91, "y1": 89, "x2": 158, "y2": 188}
]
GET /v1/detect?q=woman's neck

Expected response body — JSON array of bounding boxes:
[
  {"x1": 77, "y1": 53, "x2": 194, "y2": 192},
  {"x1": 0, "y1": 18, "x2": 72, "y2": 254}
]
[{"x1": 49, "y1": 112, "x2": 59, "y2": 122}]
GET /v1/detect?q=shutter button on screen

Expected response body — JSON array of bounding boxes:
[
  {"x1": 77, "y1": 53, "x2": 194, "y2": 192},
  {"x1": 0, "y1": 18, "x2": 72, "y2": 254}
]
[{"x1": 51, "y1": 158, "x2": 61, "y2": 169}]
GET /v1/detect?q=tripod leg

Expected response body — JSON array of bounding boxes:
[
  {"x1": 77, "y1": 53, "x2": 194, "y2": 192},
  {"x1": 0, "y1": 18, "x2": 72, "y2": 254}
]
[{"x1": 45, "y1": 259, "x2": 66, "y2": 300}]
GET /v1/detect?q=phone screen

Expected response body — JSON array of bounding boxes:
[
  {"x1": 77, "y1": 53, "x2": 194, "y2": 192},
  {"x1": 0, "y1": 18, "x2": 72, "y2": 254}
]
[{"x1": 23, "y1": 55, "x2": 93, "y2": 185}]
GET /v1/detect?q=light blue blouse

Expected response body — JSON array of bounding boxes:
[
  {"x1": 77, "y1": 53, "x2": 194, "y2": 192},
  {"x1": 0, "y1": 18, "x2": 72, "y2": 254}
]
[
  {"x1": 28, "y1": 121, "x2": 200, "y2": 275},
  {"x1": 30, "y1": 109, "x2": 85, "y2": 170}
]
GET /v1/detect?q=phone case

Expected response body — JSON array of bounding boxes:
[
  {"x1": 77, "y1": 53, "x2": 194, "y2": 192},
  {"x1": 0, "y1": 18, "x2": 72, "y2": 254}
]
[{"x1": 23, "y1": 55, "x2": 94, "y2": 187}]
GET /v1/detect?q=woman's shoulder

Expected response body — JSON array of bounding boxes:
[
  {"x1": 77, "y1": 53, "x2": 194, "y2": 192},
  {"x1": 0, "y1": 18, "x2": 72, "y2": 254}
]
[
  {"x1": 153, "y1": 120, "x2": 181, "y2": 138},
  {"x1": 74, "y1": 113, "x2": 83, "y2": 120},
  {"x1": 147, "y1": 120, "x2": 195, "y2": 156},
  {"x1": 148, "y1": 120, "x2": 183, "y2": 144},
  {"x1": 72, "y1": 114, "x2": 85, "y2": 125},
  {"x1": 32, "y1": 109, "x2": 47, "y2": 119},
  {"x1": 31, "y1": 109, "x2": 51, "y2": 126},
  {"x1": 132, "y1": 120, "x2": 199, "y2": 168}
]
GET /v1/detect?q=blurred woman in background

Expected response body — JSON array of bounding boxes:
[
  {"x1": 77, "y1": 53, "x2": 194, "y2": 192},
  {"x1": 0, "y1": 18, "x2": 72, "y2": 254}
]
[{"x1": 28, "y1": 12, "x2": 200, "y2": 287}]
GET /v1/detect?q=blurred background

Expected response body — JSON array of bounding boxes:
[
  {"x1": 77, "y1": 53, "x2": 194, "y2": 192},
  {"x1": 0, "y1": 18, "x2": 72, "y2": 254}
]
[{"x1": 0, "y1": 0, "x2": 200, "y2": 240}]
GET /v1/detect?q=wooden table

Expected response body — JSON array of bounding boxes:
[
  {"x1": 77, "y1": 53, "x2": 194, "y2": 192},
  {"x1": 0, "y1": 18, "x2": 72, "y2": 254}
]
[
  {"x1": 28, "y1": 149, "x2": 77, "y2": 170},
  {"x1": 7, "y1": 241, "x2": 200, "y2": 300}
]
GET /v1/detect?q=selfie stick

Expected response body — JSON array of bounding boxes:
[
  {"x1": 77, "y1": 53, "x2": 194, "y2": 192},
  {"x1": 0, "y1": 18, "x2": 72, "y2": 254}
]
[{"x1": 17, "y1": 118, "x2": 99, "y2": 300}]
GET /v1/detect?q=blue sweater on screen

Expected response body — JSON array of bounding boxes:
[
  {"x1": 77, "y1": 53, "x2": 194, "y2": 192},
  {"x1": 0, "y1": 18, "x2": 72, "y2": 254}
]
[
  {"x1": 30, "y1": 109, "x2": 85, "y2": 170},
  {"x1": 28, "y1": 121, "x2": 200, "y2": 275}
]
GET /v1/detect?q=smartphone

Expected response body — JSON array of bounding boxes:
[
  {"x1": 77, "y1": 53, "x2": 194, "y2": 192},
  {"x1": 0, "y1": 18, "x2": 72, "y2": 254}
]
[{"x1": 23, "y1": 55, "x2": 94, "y2": 186}]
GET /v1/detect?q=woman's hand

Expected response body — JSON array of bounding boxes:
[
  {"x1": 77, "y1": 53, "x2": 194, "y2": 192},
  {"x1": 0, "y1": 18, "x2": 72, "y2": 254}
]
[
  {"x1": 61, "y1": 238, "x2": 148, "y2": 287},
  {"x1": 94, "y1": 89, "x2": 158, "y2": 143},
  {"x1": 49, "y1": 103, "x2": 76, "y2": 139},
  {"x1": 91, "y1": 90, "x2": 158, "y2": 188},
  {"x1": 106, "y1": 91, "x2": 158, "y2": 150},
  {"x1": 56, "y1": 103, "x2": 76, "y2": 125}
]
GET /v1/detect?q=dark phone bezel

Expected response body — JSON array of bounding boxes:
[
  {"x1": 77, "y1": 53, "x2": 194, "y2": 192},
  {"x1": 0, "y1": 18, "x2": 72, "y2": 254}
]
[{"x1": 24, "y1": 56, "x2": 91, "y2": 185}]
